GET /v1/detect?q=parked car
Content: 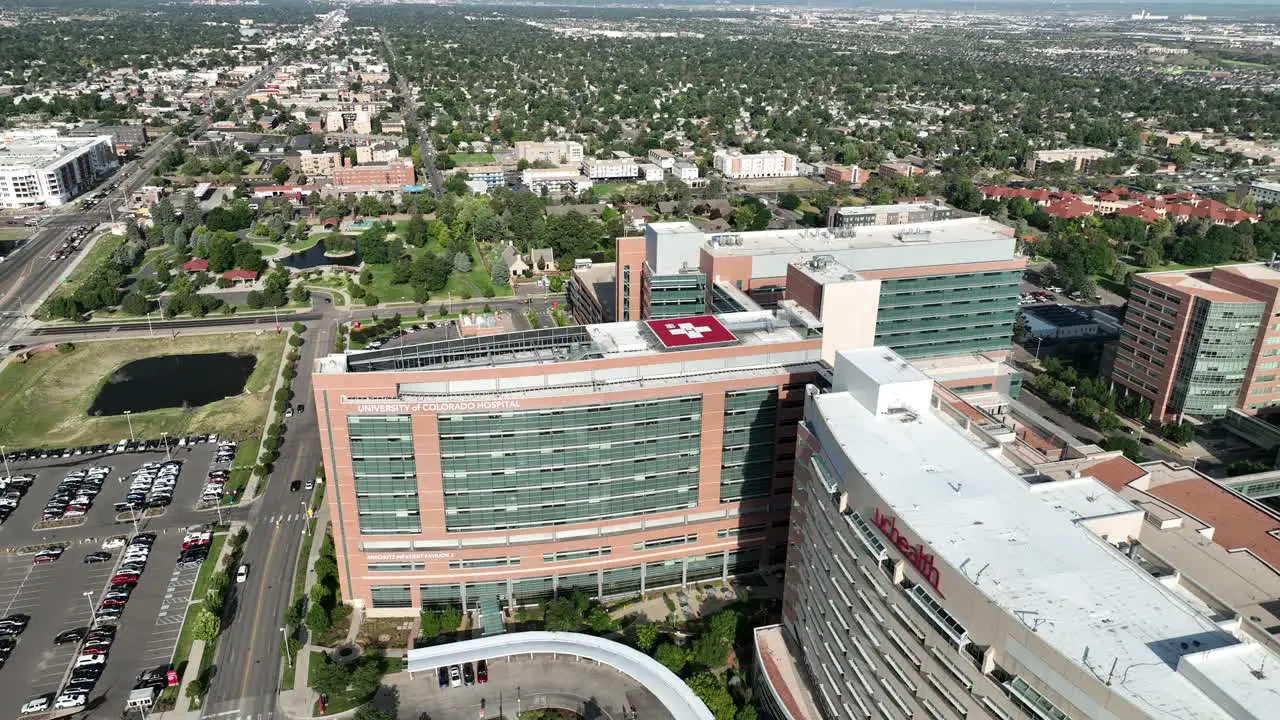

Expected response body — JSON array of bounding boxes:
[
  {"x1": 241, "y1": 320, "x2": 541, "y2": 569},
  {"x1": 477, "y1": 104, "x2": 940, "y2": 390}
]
[
  {"x1": 20, "y1": 696, "x2": 51, "y2": 714},
  {"x1": 477, "y1": 659, "x2": 488, "y2": 683},
  {"x1": 54, "y1": 628, "x2": 87, "y2": 645},
  {"x1": 462, "y1": 662, "x2": 475, "y2": 686},
  {"x1": 448, "y1": 665, "x2": 462, "y2": 688}
]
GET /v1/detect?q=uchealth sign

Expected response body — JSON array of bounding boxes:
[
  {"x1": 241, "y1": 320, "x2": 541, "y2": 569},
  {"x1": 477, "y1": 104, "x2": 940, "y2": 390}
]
[
  {"x1": 874, "y1": 508, "x2": 943, "y2": 597},
  {"x1": 353, "y1": 399, "x2": 522, "y2": 413}
]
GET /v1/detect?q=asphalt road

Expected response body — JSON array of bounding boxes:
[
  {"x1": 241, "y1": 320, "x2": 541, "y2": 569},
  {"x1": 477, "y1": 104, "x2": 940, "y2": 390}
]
[
  {"x1": 381, "y1": 31, "x2": 440, "y2": 194},
  {"x1": 200, "y1": 321, "x2": 332, "y2": 720}
]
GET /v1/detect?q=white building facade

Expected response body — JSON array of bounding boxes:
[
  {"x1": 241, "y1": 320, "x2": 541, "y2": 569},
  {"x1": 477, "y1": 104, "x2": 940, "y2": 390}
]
[
  {"x1": 0, "y1": 131, "x2": 117, "y2": 209},
  {"x1": 712, "y1": 149, "x2": 799, "y2": 179}
]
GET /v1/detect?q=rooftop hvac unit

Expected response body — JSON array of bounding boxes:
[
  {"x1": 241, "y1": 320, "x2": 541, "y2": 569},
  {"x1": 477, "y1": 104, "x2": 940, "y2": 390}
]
[{"x1": 809, "y1": 254, "x2": 835, "y2": 270}]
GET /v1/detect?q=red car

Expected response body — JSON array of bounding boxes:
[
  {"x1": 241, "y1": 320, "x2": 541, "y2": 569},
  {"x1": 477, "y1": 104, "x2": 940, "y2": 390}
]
[
  {"x1": 33, "y1": 551, "x2": 62, "y2": 564},
  {"x1": 99, "y1": 598, "x2": 127, "y2": 608},
  {"x1": 477, "y1": 659, "x2": 488, "y2": 683},
  {"x1": 110, "y1": 573, "x2": 139, "y2": 585},
  {"x1": 181, "y1": 539, "x2": 210, "y2": 550},
  {"x1": 79, "y1": 645, "x2": 109, "y2": 655}
]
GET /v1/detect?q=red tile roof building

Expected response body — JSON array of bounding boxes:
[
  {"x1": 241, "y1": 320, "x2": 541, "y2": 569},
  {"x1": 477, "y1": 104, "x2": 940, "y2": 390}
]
[{"x1": 182, "y1": 258, "x2": 209, "y2": 272}]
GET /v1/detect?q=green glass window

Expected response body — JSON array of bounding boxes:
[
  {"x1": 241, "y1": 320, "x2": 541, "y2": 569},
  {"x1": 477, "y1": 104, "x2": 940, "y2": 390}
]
[
  {"x1": 348, "y1": 415, "x2": 421, "y2": 535},
  {"x1": 370, "y1": 585, "x2": 412, "y2": 609}
]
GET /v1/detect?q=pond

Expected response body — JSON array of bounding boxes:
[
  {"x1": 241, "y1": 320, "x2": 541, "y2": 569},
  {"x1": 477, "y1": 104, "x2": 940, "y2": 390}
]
[
  {"x1": 283, "y1": 243, "x2": 361, "y2": 270},
  {"x1": 88, "y1": 353, "x2": 258, "y2": 415}
]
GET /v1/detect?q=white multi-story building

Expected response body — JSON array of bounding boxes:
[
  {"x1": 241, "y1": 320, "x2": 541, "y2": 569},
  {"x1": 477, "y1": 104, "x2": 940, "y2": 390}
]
[
  {"x1": 647, "y1": 148, "x2": 675, "y2": 170},
  {"x1": 581, "y1": 157, "x2": 639, "y2": 180},
  {"x1": 521, "y1": 168, "x2": 591, "y2": 195},
  {"x1": 637, "y1": 163, "x2": 664, "y2": 183},
  {"x1": 712, "y1": 149, "x2": 799, "y2": 179},
  {"x1": 1237, "y1": 180, "x2": 1280, "y2": 208},
  {"x1": 0, "y1": 130, "x2": 117, "y2": 209},
  {"x1": 1025, "y1": 147, "x2": 1112, "y2": 174},
  {"x1": 514, "y1": 140, "x2": 584, "y2": 166},
  {"x1": 673, "y1": 162, "x2": 699, "y2": 183}
]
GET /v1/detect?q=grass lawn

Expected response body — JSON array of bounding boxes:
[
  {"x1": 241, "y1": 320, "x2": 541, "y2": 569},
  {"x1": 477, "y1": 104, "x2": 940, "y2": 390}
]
[
  {"x1": 591, "y1": 182, "x2": 636, "y2": 197},
  {"x1": 225, "y1": 438, "x2": 261, "y2": 500},
  {"x1": 253, "y1": 242, "x2": 283, "y2": 256},
  {"x1": 364, "y1": 263, "x2": 417, "y2": 303},
  {"x1": 449, "y1": 153, "x2": 496, "y2": 166},
  {"x1": 0, "y1": 227, "x2": 29, "y2": 241},
  {"x1": 287, "y1": 234, "x2": 321, "y2": 251},
  {"x1": 0, "y1": 333, "x2": 285, "y2": 448}
]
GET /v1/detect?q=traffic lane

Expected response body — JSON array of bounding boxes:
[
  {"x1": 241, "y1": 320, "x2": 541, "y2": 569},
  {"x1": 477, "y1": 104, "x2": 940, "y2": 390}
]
[
  {"x1": 202, "y1": 517, "x2": 302, "y2": 720},
  {"x1": 0, "y1": 549, "x2": 116, "y2": 718},
  {"x1": 79, "y1": 532, "x2": 186, "y2": 719}
]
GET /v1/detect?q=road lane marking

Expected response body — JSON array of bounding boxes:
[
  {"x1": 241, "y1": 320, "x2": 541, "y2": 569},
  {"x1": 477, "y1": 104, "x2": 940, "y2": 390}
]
[{"x1": 237, "y1": 521, "x2": 282, "y2": 702}]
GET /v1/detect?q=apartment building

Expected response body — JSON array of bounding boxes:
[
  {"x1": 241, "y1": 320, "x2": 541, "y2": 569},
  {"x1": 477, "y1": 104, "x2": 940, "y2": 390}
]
[
  {"x1": 1237, "y1": 180, "x2": 1280, "y2": 208},
  {"x1": 566, "y1": 261, "x2": 616, "y2": 325},
  {"x1": 326, "y1": 106, "x2": 373, "y2": 134},
  {"x1": 1109, "y1": 263, "x2": 1280, "y2": 423},
  {"x1": 296, "y1": 150, "x2": 342, "y2": 178},
  {"x1": 355, "y1": 144, "x2": 401, "y2": 165},
  {"x1": 0, "y1": 130, "x2": 117, "y2": 209},
  {"x1": 582, "y1": 157, "x2": 640, "y2": 181},
  {"x1": 332, "y1": 158, "x2": 415, "y2": 191},
  {"x1": 826, "y1": 202, "x2": 958, "y2": 229},
  {"x1": 1025, "y1": 147, "x2": 1112, "y2": 174},
  {"x1": 457, "y1": 165, "x2": 505, "y2": 191},
  {"x1": 756, "y1": 347, "x2": 1280, "y2": 720},
  {"x1": 712, "y1": 149, "x2": 799, "y2": 179},
  {"x1": 673, "y1": 162, "x2": 700, "y2": 183},
  {"x1": 647, "y1": 148, "x2": 675, "y2": 170},
  {"x1": 521, "y1": 168, "x2": 590, "y2": 195},
  {"x1": 514, "y1": 140, "x2": 584, "y2": 166},
  {"x1": 311, "y1": 311, "x2": 826, "y2": 614}
]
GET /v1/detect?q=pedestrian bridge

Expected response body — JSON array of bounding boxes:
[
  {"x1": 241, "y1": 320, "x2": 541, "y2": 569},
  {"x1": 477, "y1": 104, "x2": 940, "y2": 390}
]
[{"x1": 404, "y1": 631, "x2": 714, "y2": 720}]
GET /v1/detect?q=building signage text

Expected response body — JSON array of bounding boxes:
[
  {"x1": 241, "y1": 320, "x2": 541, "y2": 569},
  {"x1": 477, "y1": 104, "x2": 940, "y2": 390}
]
[
  {"x1": 365, "y1": 552, "x2": 454, "y2": 561},
  {"x1": 873, "y1": 508, "x2": 943, "y2": 596},
  {"x1": 354, "y1": 400, "x2": 522, "y2": 413}
]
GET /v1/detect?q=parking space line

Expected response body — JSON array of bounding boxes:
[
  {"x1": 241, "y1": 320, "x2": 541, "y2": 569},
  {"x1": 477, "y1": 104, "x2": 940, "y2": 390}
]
[{"x1": 1, "y1": 563, "x2": 35, "y2": 616}]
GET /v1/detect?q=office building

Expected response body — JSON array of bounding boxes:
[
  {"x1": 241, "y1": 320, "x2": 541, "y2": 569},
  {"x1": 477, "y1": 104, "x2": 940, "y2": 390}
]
[
  {"x1": 826, "y1": 202, "x2": 958, "y2": 229},
  {"x1": 613, "y1": 217, "x2": 1024, "y2": 362},
  {"x1": 566, "y1": 260, "x2": 616, "y2": 325},
  {"x1": 582, "y1": 157, "x2": 640, "y2": 181},
  {"x1": 355, "y1": 144, "x2": 401, "y2": 165},
  {"x1": 713, "y1": 149, "x2": 799, "y2": 179},
  {"x1": 312, "y1": 310, "x2": 826, "y2": 614},
  {"x1": 1109, "y1": 263, "x2": 1280, "y2": 423},
  {"x1": 756, "y1": 346, "x2": 1280, "y2": 720},
  {"x1": 332, "y1": 158, "x2": 415, "y2": 191},
  {"x1": 65, "y1": 123, "x2": 148, "y2": 154},
  {"x1": 0, "y1": 130, "x2": 117, "y2": 209},
  {"x1": 1237, "y1": 180, "x2": 1280, "y2": 208},
  {"x1": 673, "y1": 162, "x2": 700, "y2": 183},
  {"x1": 1025, "y1": 147, "x2": 1112, "y2": 174},
  {"x1": 514, "y1": 140, "x2": 584, "y2": 166},
  {"x1": 296, "y1": 150, "x2": 342, "y2": 178}
]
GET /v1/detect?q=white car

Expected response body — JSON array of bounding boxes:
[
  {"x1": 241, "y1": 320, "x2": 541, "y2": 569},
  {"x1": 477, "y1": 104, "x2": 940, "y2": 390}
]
[
  {"x1": 74, "y1": 654, "x2": 105, "y2": 668},
  {"x1": 53, "y1": 694, "x2": 86, "y2": 709},
  {"x1": 102, "y1": 537, "x2": 126, "y2": 549},
  {"x1": 236, "y1": 564, "x2": 249, "y2": 583},
  {"x1": 20, "y1": 697, "x2": 51, "y2": 714}
]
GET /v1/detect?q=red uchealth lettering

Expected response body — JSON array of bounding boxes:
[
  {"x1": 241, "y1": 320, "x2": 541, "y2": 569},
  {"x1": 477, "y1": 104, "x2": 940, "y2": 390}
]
[{"x1": 874, "y1": 508, "x2": 943, "y2": 596}]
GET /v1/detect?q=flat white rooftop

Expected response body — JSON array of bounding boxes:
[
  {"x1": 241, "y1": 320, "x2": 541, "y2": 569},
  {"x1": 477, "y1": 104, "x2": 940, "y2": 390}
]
[
  {"x1": 815, "y1": 350, "x2": 1280, "y2": 720},
  {"x1": 0, "y1": 130, "x2": 108, "y2": 170},
  {"x1": 653, "y1": 216, "x2": 1013, "y2": 257}
]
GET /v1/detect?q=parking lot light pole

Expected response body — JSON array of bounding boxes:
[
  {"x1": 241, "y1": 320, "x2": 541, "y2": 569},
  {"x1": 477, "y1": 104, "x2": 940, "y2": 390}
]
[
  {"x1": 83, "y1": 590, "x2": 95, "y2": 622},
  {"x1": 146, "y1": 311, "x2": 154, "y2": 338},
  {"x1": 162, "y1": 432, "x2": 171, "y2": 461},
  {"x1": 281, "y1": 626, "x2": 292, "y2": 668},
  {"x1": 123, "y1": 410, "x2": 135, "y2": 441},
  {"x1": 0, "y1": 445, "x2": 10, "y2": 480}
]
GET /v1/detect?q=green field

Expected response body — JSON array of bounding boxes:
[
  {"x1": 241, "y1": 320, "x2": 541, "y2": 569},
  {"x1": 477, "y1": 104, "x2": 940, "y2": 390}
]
[
  {"x1": 450, "y1": 153, "x2": 496, "y2": 166},
  {"x1": 0, "y1": 333, "x2": 285, "y2": 448},
  {"x1": 39, "y1": 233, "x2": 125, "y2": 313},
  {"x1": 0, "y1": 227, "x2": 29, "y2": 241}
]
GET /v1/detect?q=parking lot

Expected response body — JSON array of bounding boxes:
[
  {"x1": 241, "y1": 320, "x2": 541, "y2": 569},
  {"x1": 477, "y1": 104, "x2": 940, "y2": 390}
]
[
  {"x1": 0, "y1": 444, "x2": 235, "y2": 717},
  {"x1": 0, "y1": 444, "x2": 221, "y2": 542}
]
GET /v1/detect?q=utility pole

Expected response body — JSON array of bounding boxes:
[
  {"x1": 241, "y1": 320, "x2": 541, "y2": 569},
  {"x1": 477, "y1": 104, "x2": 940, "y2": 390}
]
[
  {"x1": 123, "y1": 410, "x2": 135, "y2": 441},
  {"x1": 0, "y1": 445, "x2": 10, "y2": 480}
]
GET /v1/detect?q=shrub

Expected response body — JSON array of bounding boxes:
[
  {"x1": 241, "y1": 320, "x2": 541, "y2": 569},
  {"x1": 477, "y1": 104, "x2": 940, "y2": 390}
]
[{"x1": 56, "y1": 342, "x2": 76, "y2": 354}]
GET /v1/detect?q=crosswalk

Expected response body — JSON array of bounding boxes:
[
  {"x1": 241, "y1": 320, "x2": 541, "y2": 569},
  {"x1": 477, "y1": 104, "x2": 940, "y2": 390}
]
[
  {"x1": 201, "y1": 695, "x2": 276, "y2": 720},
  {"x1": 263, "y1": 512, "x2": 306, "y2": 523}
]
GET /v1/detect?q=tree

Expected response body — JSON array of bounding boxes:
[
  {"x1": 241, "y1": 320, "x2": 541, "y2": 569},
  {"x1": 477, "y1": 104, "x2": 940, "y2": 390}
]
[
  {"x1": 186, "y1": 676, "x2": 205, "y2": 700},
  {"x1": 655, "y1": 643, "x2": 687, "y2": 675},
  {"x1": 690, "y1": 633, "x2": 730, "y2": 669},
  {"x1": 193, "y1": 609, "x2": 221, "y2": 641},
  {"x1": 686, "y1": 672, "x2": 737, "y2": 720},
  {"x1": 271, "y1": 163, "x2": 291, "y2": 184},
  {"x1": 544, "y1": 596, "x2": 585, "y2": 631},
  {"x1": 707, "y1": 609, "x2": 739, "y2": 645},
  {"x1": 310, "y1": 659, "x2": 352, "y2": 698},
  {"x1": 353, "y1": 709, "x2": 394, "y2": 720},
  {"x1": 778, "y1": 193, "x2": 801, "y2": 211},
  {"x1": 120, "y1": 291, "x2": 151, "y2": 315},
  {"x1": 1102, "y1": 435, "x2": 1145, "y2": 462},
  {"x1": 635, "y1": 623, "x2": 658, "y2": 652},
  {"x1": 306, "y1": 602, "x2": 332, "y2": 636},
  {"x1": 1161, "y1": 420, "x2": 1196, "y2": 444},
  {"x1": 453, "y1": 251, "x2": 473, "y2": 273}
]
